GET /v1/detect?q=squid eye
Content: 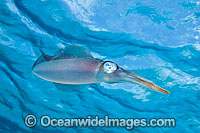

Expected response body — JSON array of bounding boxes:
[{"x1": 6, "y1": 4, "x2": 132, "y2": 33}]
[{"x1": 103, "y1": 61, "x2": 117, "y2": 73}]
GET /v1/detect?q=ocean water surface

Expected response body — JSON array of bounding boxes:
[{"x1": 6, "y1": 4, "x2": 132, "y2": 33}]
[{"x1": 0, "y1": 0, "x2": 200, "y2": 132}]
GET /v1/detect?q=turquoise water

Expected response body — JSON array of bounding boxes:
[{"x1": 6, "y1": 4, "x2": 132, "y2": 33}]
[{"x1": 0, "y1": 0, "x2": 200, "y2": 132}]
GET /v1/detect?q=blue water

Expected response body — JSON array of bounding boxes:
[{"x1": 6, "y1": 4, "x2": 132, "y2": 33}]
[{"x1": 0, "y1": 0, "x2": 200, "y2": 132}]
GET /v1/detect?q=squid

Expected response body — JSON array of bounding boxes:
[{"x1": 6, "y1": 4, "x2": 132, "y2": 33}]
[{"x1": 32, "y1": 45, "x2": 169, "y2": 94}]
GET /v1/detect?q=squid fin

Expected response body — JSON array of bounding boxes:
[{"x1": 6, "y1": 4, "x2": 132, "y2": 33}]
[
  {"x1": 54, "y1": 45, "x2": 93, "y2": 60},
  {"x1": 40, "y1": 49, "x2": 55, "y2": 62}
]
